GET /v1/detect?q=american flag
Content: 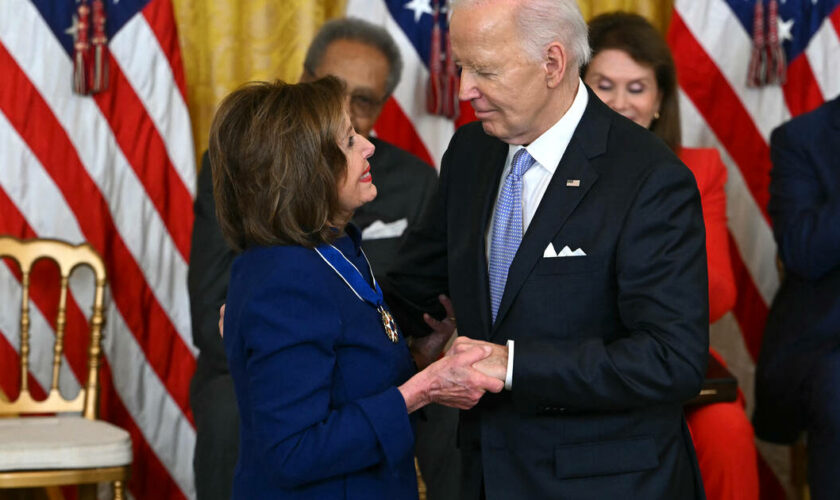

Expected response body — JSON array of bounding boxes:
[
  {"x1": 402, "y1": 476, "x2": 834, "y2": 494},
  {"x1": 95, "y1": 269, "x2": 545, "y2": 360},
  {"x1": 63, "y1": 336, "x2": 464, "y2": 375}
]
[
  {"x1": 346, "y1": 0, "x2": 475, "y2": 168},
  {"x1": 668, "y1": 0, "x2": 840, "y2": 494},
  {"x1": 0, "y1": 0, "x2": 196, "y2": 498}
]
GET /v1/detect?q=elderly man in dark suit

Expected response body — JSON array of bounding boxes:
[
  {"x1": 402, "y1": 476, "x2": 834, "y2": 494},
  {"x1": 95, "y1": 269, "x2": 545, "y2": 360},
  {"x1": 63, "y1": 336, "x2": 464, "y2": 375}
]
[
  {"x1": 753, "y1": 96, "x2": 840, "y2": 500},
  {"x1": 188, "y1": 18, "x2": 437, "y2": 500},
  {"x1": 387, "y1": 0, "x2": 709, "y2": 497}
]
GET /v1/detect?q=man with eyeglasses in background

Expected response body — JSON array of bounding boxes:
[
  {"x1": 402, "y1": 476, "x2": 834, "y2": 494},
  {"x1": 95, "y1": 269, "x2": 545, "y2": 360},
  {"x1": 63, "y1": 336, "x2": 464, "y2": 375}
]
[{"x1": 187, "y1": 18, "x2": 438, "y2": 500}]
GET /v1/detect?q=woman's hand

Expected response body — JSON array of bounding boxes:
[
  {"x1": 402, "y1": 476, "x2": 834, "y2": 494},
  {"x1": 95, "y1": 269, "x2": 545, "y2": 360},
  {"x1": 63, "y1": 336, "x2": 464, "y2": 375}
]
[
  {"x1": 398, "y1": 344, "x2": 505, "y2": 413},
  {"x1": 411, "y1": 295, "x2": 457, "y2": 369}
]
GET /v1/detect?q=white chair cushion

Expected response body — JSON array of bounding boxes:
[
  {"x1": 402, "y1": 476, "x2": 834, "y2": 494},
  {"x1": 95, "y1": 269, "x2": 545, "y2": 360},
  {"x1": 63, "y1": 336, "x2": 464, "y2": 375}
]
[{"x1": 0, "y1": 416, "x2": 132, "y2": 471}]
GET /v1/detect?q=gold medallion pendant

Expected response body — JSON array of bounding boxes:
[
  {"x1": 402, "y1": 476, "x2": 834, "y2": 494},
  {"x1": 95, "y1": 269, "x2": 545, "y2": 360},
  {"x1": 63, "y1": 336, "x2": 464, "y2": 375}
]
[{"x1": 378, "y1": 306, "x2": 399, "y2": 343}]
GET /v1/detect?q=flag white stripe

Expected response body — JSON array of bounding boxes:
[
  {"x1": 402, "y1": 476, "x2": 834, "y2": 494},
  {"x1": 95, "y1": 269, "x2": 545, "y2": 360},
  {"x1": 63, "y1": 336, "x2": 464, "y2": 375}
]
[
  {"x1": 0, "y1": 110, "x2": 195, "y2": 498},
  {"x1": 0, "y1": 0, "x2": 194, "y2": 354},
  {"x1": 676, "y1": 0, "x2": 790, "y2": 142},
  {"x1": 805, "y1": 19, "x2": 840, "y2": 102},
  {"x1": 346, "y1": 0, "x2": 454, "y2": 166},
  {"x1": 110, "y1": 14, "x2": 197, "y2": 196},
  {"x1": 679, "y1": 90, "x2": 779, "y2": 305}
]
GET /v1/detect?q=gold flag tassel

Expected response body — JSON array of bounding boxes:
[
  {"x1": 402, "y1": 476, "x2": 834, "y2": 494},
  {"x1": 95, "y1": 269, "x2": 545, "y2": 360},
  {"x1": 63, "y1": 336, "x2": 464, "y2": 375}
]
[
  {"x1": 746, "y1": 0, "x2": 767, "y2": 87},
  {"x1": 91, "y1": 0, "x2": 109, "y2": 93},
  {"x1": 72, "y1": 0, "x2": 92, "y2": 95}
]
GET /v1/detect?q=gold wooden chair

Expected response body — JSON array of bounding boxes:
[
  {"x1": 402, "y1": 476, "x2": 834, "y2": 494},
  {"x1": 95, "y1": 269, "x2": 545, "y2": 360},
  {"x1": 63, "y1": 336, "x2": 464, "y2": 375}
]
[{"x1": 0, "y1": 237, "x2": 131, "y2": 499}]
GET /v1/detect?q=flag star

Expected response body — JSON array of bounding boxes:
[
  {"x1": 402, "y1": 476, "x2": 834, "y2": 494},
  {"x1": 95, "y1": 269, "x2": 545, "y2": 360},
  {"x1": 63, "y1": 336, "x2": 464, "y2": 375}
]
[
  {"x1": 65, "y1": 14, "x2": 80, "y2": 37},
  {"x1": 404, "y1": 0, "x2": 433, "y2": 23},
  {"x1": 778, "y1": 17, "x2": 794, "y2": 43}
]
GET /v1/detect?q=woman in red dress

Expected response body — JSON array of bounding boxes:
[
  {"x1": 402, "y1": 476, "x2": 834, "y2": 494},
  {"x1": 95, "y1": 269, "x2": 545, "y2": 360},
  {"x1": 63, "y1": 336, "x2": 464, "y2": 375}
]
[{"x1": 583, "y1": 12, "x2": 758, "y2": 500}]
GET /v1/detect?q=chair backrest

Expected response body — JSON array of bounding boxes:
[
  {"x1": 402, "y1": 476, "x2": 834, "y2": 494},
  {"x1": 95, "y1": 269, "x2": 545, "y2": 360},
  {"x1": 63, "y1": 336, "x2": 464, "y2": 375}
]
[{"x1": 0, "y1": 236, "x2": 107, "y2": 420}]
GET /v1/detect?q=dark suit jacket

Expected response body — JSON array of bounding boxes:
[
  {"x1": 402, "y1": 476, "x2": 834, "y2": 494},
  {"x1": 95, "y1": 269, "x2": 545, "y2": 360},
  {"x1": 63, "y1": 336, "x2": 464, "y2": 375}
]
[
  {"x1": 223, "y1": 229, "x2": 417, "y2": 499},
  {"x1": 388, "y1": 87, "x2": 709, "y2": 499},
  {"x1": 753, "y1": 96, "x2": 840, "y2": 443}
]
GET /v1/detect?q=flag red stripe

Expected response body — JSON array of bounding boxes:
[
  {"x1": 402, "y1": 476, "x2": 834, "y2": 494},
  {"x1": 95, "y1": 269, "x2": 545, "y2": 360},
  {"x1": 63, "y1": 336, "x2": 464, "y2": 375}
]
[
  {"x1": 0, "y1": 44, "x2": 195, "y2": 423},
  {"x1": 0, "y1": 334, "x2": 20, "y2": 401},
  {"x1": 94, "y1": 51, "x2": 193, "y2": 261},
  {"x1": 727, "y1": 233, "x2": 769, "y2": 362},
  {"x1": 454, "y1": 100, "x2": 477, "y2": 129},
  {"x1": 0, "y1": 182, "x2": 188, "y2": 499},
  {"x1": 142, "y1": 0, "x2": 188, "y2": 101},
  {"x1": 782, "y1": 54, "x2": 825, "y2": 118},
  {"x1": 757, "y1": 449, "x2": 788, "y2": 500},
  {"x1": 668, "y1": 13, "x2": 772, "y2": 224},
  {"x1": 375, "y1": 97, "x2": 435, "y2": 166},
  {"x1": 831, "y1": 5, "x2": 840, "y2": 39}
]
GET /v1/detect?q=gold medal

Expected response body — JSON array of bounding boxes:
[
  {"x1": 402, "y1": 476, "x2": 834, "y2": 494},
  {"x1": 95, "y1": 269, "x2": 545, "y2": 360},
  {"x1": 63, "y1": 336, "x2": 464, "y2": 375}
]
[{"x1": 378, "y1": 306, "x2": 399, "y2": 343}]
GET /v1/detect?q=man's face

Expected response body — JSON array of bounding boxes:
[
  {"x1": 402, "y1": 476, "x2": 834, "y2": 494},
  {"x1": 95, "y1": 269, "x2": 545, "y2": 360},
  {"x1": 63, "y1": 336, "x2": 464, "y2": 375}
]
[
  {"x1": 308, "y1": 39, "x2": 390, "y2": 138},
  {"x1": 450, "y1": 1, "x2": 552, "y2": 145}
]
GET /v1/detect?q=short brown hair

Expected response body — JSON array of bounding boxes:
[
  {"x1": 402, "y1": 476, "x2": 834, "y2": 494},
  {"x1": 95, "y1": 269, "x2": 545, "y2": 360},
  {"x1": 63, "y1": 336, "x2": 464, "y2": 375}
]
[
  {"x1": 208, "y1": 77, "x2": 348, "y2": 251},
  {"x1": 583, "y1": 12, "x2": 682, "y2": 152}
]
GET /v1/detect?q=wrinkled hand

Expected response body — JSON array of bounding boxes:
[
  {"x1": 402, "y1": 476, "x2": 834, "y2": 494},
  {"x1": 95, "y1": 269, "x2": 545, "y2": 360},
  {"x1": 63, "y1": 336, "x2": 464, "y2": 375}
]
[
  {"x1": 447, "y1": 337, "x2": 508, "y2": 382},
  {"x1": 218, "y1": 304, "x2": 226, "y2": 338},
  {"x1": 399, "y1": 344, "x2": 504, "y2": 413},
  {"x1": 411, "y1": 295, "x2": 457, "y2": 369}
]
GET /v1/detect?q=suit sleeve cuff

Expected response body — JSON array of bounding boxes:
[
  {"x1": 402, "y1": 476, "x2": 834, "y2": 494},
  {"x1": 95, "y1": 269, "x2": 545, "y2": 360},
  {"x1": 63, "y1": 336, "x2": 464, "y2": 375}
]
[
  {"x1": 505, "y1": 339, "x2": 514, "y2": 390},
  {"x1": 355, "y1": 385, "x2": 415, "y2": 467}
]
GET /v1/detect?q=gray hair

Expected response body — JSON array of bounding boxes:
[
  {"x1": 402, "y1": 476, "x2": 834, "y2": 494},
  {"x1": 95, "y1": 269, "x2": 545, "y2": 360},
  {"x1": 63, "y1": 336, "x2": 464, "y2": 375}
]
[
  {"x1": 303, "y1": 17, "x2": 403, "y2": 97},
  {"x1": 451, "y1": 0, "x2": 591, "y2": 69}
]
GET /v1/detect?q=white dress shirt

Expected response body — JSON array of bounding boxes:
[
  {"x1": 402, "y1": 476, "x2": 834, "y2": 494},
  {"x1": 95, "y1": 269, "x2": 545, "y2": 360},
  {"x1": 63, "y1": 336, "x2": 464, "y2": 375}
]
[{"x1": 484, "y1": 79, "x2": 589, "y2": 390}]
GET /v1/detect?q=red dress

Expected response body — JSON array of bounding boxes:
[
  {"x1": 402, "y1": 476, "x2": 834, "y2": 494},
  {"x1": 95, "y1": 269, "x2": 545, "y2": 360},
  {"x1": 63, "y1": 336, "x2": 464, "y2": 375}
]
[{"x1": 680, "y1": 148, "x2": 758, "y2": 500}]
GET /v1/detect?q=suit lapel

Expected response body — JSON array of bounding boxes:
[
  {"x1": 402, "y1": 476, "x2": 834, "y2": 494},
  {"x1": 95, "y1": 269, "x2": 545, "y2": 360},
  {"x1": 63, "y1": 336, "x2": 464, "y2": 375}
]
[
  {"x1": 491, "y1": 142, "x2": 597, "y2": 333},
  {"x1": 491, "y1": 88, "x2": 611, "y2": 335},
  {"x1": 473, "y1": 138, "x2": 508, "y2": 338}
]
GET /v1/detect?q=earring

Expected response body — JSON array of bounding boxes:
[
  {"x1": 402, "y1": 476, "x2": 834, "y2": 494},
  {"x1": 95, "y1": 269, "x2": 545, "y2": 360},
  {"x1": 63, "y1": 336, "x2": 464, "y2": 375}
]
[{"x1": 654, "y1": 111, "x2": 661, "y2": 120}]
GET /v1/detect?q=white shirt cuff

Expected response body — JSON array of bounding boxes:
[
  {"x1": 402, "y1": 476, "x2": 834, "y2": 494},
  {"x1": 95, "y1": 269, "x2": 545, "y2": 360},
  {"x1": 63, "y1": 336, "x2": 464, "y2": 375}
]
[{"x1": 505, "y1": 339, "x2": 514, "y2": 390}]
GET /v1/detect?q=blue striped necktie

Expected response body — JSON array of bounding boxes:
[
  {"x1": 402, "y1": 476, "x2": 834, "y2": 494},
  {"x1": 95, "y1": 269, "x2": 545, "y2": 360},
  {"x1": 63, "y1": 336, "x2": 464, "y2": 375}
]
[{"x1": 489, "y1": 148, "x2": 536, "y2": 322}]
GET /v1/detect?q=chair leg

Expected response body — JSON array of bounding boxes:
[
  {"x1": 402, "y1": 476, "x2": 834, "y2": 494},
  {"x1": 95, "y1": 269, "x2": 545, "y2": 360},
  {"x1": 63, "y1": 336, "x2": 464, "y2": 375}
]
[{"x1": 113, "y1": 480, "x2": 125, "y2": 500}]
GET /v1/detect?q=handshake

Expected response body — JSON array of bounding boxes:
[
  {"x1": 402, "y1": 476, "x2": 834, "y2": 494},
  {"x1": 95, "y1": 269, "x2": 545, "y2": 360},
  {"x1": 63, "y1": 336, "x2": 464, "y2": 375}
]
[
  {"x1": 398, "y1": 295, "x2": 508, "y2": 414},
  {"x1": 219, "y1": 296, "x2": 507, "y2": 414}
]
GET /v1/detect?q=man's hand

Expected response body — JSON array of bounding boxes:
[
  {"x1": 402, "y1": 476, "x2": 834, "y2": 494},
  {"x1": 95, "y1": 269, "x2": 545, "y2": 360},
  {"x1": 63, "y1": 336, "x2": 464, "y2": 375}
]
[
  {"x1": 218, "y1": 304, "x2": 225, "y2": 338},
  {"x1": 398, "y1": 344, "x2": 504, "y2": 413},
  {"x1": 411, "y1": 295, "x2": 457, "y2": 369},
  {"x1": 447, "y1": 337, "x2": 508, "y2": 382}
]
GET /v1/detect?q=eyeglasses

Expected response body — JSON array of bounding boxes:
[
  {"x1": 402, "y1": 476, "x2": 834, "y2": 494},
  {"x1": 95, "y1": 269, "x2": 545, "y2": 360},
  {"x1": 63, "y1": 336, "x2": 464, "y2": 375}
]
[{"x1": 349, "y1": 91, "x2": 387, "y2": 118}]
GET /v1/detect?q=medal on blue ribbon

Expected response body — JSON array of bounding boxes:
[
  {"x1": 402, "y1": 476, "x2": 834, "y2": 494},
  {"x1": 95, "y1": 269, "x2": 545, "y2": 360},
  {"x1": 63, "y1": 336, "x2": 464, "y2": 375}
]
[{"x1": 314, "y1": 244, "x2": 400, "y2": 343}]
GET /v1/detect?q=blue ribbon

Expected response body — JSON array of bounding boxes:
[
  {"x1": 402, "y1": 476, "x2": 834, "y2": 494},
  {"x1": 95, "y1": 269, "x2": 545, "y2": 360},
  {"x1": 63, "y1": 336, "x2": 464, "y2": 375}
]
[{"x1": 314, "y1": 243, "x2": 400, "y2": 343}]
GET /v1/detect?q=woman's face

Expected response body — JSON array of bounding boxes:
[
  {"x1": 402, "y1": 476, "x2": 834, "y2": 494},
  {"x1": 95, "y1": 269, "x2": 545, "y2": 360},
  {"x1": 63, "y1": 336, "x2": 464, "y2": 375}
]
[
  {"x1": 336, "y1": 111, "x2": 377, "y2": 215},
  {"x1": 584, "y1": 48, "x2": 662, "y2": 129}
]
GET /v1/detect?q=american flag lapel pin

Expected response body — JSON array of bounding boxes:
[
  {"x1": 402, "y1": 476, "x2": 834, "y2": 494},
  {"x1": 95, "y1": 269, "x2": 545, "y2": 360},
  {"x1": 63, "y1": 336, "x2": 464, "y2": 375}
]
[{"x1": 566, "y1": 179, "x2": 581, "y2": 187}]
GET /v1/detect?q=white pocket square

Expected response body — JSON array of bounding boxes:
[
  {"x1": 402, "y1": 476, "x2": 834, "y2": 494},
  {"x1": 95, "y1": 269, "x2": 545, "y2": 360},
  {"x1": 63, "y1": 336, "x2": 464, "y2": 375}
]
[
  {"x1": 544, "y1": 243, "x2": 587, "y2": 258},
  {"x1": 361, "y1": 218, "x2": 408, "y2": 240}
]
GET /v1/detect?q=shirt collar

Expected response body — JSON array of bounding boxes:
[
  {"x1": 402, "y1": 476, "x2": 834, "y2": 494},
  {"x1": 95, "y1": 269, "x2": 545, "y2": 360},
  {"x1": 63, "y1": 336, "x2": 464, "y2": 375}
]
[{"x1": 507, "y1": 78, "x2": 589, "y2": 174}]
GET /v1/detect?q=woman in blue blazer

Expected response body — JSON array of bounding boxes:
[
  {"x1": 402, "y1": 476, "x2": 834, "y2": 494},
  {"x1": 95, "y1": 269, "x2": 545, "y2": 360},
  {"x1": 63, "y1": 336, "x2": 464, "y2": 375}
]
[{"x1": 207, "y1": 77, "x2": 503, "y2": 499}]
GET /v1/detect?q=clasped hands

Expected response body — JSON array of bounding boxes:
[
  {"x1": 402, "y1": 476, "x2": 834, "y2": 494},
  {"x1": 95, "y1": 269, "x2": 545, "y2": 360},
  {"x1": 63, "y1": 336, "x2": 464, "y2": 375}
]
[
  {"x1": 399, "y1": 296, "x2": 508, "y2": 413},
  {"x1": 219, "y1": 298, "x2": 508, "y2": 413}
]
